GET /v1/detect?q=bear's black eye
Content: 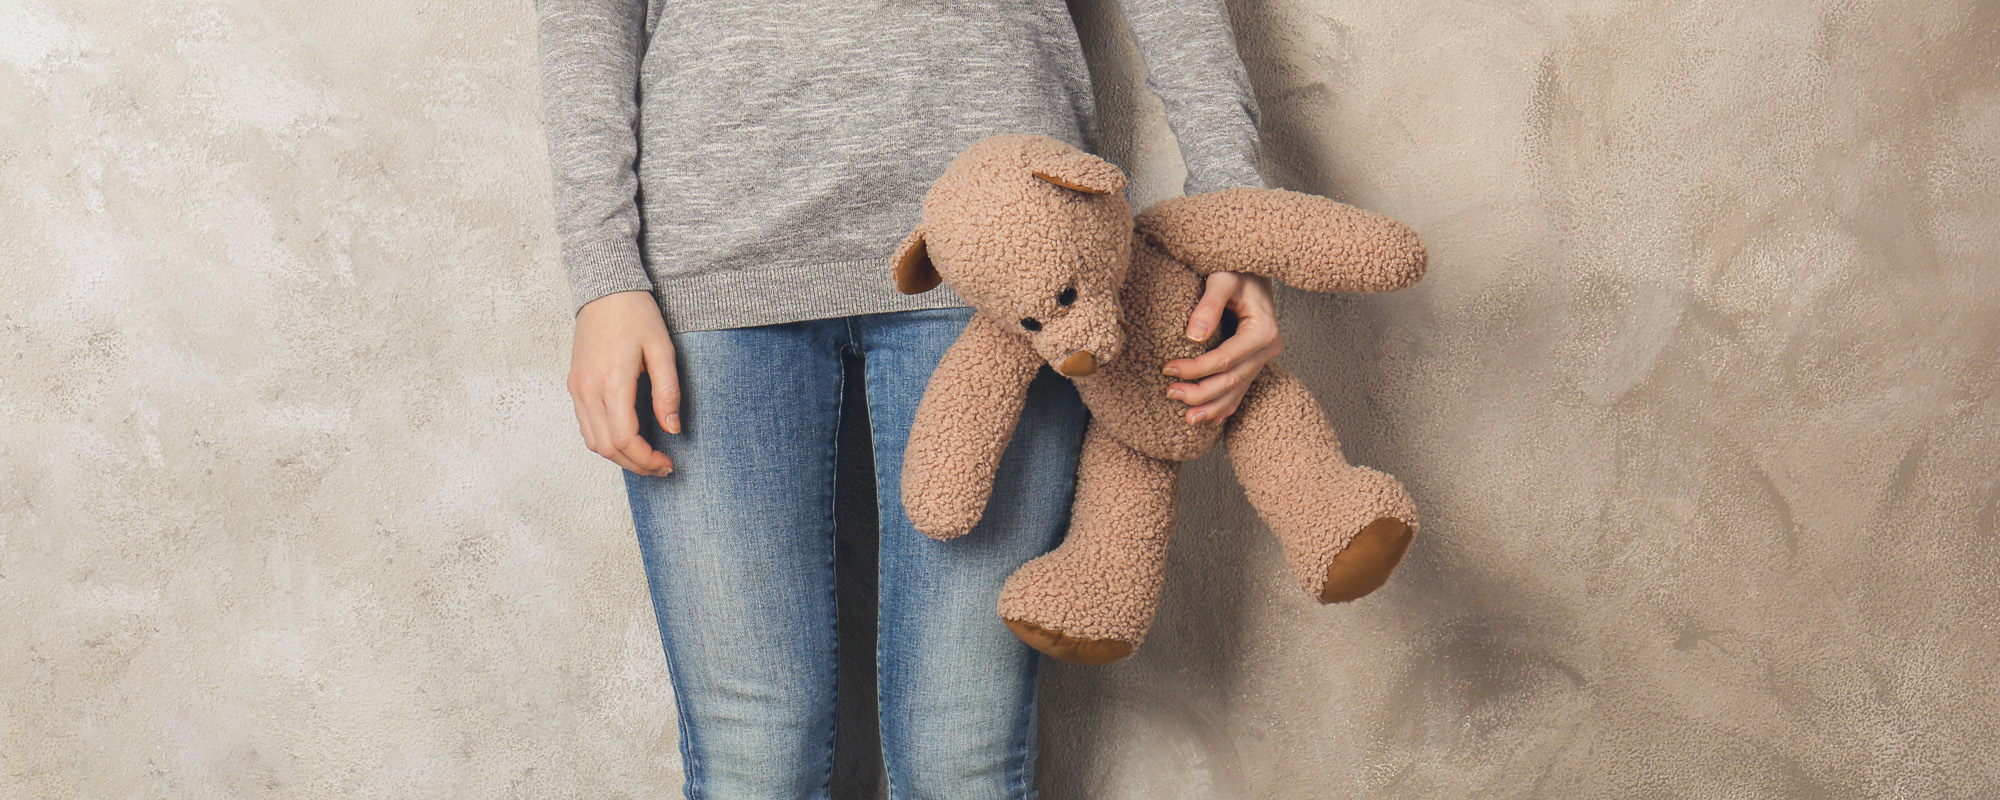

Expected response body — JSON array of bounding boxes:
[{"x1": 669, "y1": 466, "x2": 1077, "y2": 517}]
[
  {"x1": 1057, "y1": 286, "x2": 1077, "y2": 306},
  {"x1": 1020, "y1": 318, "x2": 1042, "y2": 332}
]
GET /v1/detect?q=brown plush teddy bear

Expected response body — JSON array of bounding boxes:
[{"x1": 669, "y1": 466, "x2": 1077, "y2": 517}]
[{"x1": 890, "y1": 133, "x2": 1427, "y2": 665}]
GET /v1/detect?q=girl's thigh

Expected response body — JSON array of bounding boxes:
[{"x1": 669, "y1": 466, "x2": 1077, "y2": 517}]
[
  {"x1": 623, "y1": 318, "x2": 851, "y2": 797},
  {"x1": 855, "y1": 306, "x2": 1091, "y2": 795}
]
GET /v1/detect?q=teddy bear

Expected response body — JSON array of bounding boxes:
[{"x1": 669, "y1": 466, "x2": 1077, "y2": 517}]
[{"x1": 889, "y1": 133, "x2": 1427, "y2": 665}]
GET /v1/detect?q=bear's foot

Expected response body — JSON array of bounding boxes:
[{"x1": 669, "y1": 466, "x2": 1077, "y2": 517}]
[
  {"x1": 1319, "y1": 515, "x2": 1415, "y2": 603},
  {"x1": 1222, "y1": 363, "x2": 1420, "y2": 604},
  {"x1": 997, "y1": 548, "x2": 1161, "y2": 666},
  {"x1": 995, "y1": 425, "x2": 1179, "y2": 666},
  {"x1": 1241, "y1": 457, "x2": 1418, "y2": 603},
  {"x1": 1003, "y1": 618, "x2": 1136, "y2": 666}
]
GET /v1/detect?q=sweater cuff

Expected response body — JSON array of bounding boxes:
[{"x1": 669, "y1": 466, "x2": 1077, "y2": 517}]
[{"x1": 564, "y1": 240, "x2": 655, "y2": 318}]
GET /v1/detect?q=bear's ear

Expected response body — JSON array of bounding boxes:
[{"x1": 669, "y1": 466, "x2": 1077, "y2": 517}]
[
  {"x1": 891, "y1": 226, "x2": 941, "y2": 294},
  {"x1": 1026, "y1": 139, "x2": 1128, "y2": 196}
]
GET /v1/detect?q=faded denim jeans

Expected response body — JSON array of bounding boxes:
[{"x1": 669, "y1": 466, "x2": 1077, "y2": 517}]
[{"x1": 623, "y1": 306, "x2": 1089, "y2": 800}]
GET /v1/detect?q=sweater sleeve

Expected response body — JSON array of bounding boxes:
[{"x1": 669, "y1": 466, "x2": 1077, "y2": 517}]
[
  {"x1": 1116, "y1": 0, "x2": 1267, "y2": 195},
  {"x1": 533, "y1": 0, "x2": 655, "y2": 318}
]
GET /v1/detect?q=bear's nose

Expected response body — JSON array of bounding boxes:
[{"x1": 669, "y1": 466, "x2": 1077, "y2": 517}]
[{"x1": 1056, "y1": 350, "x2": 1096, "y2": 377}]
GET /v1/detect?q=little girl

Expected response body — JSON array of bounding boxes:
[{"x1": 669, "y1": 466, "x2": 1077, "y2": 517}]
[{"x1": 534, "y1": 2, "x2": 1284, "y2": 796}]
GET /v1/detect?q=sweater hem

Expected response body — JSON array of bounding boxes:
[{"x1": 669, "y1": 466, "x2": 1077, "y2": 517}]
[{"x1": 651, "y1": 257, "x2": 971, "y2": 334}]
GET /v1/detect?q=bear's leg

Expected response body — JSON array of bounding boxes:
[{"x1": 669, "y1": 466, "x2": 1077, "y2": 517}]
[
  {"x1": 1225, "y1": 362, "x2": 1418, "y2": 603},
  {"x1": 997, "y1": 424, "x2": 1181, "y2": 666}
]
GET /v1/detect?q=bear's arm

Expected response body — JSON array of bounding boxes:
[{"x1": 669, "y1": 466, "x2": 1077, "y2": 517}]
[
  {"x1": 1133, "y1": 186, "x2": 1427, "y2": 294},
  {"x1": 902, "y1": 312, "x2": 1046, "y2": 541}
]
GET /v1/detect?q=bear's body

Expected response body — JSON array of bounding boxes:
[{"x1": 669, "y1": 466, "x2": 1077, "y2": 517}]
[
  {"x1": 892, "y1": 134, "x2": 1426, "y2": 664},
  {"x1": 1074, "y1": 239, "x2": 1219, "y2": 462}
]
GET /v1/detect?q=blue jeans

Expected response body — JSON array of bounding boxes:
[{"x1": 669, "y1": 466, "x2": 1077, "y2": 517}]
[{"x1": 623, "y1": 306, "x2": 1090, "y2": 800}]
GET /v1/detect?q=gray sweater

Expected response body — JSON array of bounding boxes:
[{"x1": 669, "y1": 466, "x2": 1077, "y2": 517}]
[{"x1": 534, "y1": 0, "x2": 1265, "y2": 331}]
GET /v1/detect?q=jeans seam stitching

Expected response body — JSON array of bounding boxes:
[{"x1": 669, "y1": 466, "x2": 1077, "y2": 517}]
[{"x1": 821, "y1": 327, "x2": 850, "y2": 800}]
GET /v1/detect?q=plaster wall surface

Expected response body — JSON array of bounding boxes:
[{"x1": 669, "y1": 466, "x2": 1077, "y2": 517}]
[{"x1": 2, "y1": 0, "x2": 1996, "y2": 797}]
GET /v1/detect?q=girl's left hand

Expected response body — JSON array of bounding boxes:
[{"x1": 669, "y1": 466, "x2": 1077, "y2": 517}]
[{"x1": 1163, "y1": 270, "x2": 1282, "y2": 425}]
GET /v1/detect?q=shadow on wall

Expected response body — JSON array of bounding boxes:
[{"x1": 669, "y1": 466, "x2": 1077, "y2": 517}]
[
  {"x1": 1028, "y1": 1, "x2": 1588, "y2": 795},
  {"x1": 1033, "y1": 0, "x2": 1432, "y2": 794}
]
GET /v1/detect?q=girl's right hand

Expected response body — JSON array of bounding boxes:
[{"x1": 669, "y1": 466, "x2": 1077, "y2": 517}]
[{"x1": 569, "y1": 290, "x2": 679, "y2": 476}]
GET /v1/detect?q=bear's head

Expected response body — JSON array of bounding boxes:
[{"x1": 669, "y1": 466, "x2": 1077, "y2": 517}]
[{"x1": 891, "y1": 134, "x2": 1132, "y2": 377}]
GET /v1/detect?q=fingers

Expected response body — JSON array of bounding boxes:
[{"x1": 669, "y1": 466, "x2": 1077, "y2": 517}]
[
  {"x1": 641, "y1": 337, "x2": 682, "y2": 436},
  {"x1": 1165, "y1": 337, "x2": 1278, "y2": 405},
  {"x1": 1163, "y1": 313, "x2": 1282, "y2": 383},
  {"x1": 1188, "y1": 389, "x2": 1247, "y2": 426},
  {"x1": 1185, "y1": 271, "x2": 1240, "y2": 343},
  {"x1": 1167, "y1": 340, "x2": 1281, "y2": 423},
  {"x1": 603, "y1": 367, "x2": 674, "y2": 476},
  {"x1": 1165, "y1": 272, "x2": 1284, "y2": 425},
  {"x1": 1168, "y1": 272, "x2": 1280, "y2": 382},
  {"x1": 572, "y1": 368, "x2": 672, "y2": 477}
]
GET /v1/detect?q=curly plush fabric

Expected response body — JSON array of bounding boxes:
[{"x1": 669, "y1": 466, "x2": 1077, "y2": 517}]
[
  {"x1": 1135, "y1": 186, "x2": 1429, "y2": 293},
  {"x1": 900, "y1": 314, "x2": 1045, "y2": 539},
  {"x1": 896, "y1": 133, "x2": 1428, "y2": 665}
]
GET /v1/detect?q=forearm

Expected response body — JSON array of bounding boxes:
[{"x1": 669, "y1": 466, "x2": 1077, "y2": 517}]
[
  {"x1": 534, "y1": 0, "x2": 654, "y2": 317},
  {"x1": 1118, "y1": 0, "x2": 1266, "y2": 194}
]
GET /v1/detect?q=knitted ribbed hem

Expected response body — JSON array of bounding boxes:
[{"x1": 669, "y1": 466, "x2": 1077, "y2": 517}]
[
  {"x1": 565, "y1": 240, "x2": 656, "y2": 318},
  {"x1": 650, "y1": 256, "x2": 971, "y2": 334}
]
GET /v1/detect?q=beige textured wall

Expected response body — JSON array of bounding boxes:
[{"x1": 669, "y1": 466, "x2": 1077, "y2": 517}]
[{"x1": 3, "y1": 0, "x2": 1996, "y2": 797}]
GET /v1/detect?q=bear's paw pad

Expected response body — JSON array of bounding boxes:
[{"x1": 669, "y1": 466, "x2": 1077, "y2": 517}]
[
  {"x1": 1004, "y1": 617, "x2": 1136, "y2": 666},
  {"x1": 1318, "y1": 516, "x2": 1415, "y2": 604}
]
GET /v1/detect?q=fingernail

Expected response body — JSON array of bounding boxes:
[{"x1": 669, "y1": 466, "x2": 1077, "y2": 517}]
[
  {"x1": 1166, "y1": 388, "x2": 1185, "y2": 401},
  {"x1": 666, "y1": 413, "x2": 680, "y2": 434},
  {"x1": 1189, "y1": 409, "x2": 1206, "y2": 423},
  {"x1": 1163, "y1": 365, "x2": 1180, "y2": 377},
  {"x1": 1187, "y1": 324, "x2": 1209, "y2": 342}
]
